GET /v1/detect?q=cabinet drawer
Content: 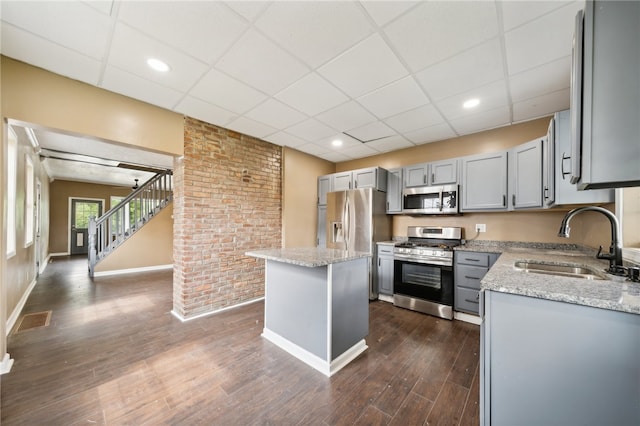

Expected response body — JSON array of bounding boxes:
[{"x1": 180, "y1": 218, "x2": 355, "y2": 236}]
[
  {"x1": 455, "y1": 287, "x2": 480, "y2": 314},
  {"x1": 377, "y1": 244, "x2": 395, "y2": 255},
  {"x1": 455, "y1": 264, "x2": 487, "y2": 289},
  {"x1": 456, "y1": 251, "x2": 491, "y2": 267}
]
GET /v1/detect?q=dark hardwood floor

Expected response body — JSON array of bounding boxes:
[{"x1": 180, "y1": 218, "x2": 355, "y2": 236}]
[{"x1": 1, "y1": 256, "x2": 480, "y2": 425}]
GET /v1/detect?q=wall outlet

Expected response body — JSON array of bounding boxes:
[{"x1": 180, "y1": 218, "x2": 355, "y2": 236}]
[{"x1": 475, "y1": 224, "x2": 487, "y2": 233}]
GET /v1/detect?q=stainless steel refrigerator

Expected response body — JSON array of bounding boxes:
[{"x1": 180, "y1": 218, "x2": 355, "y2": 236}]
[{"x1": 326, "y1": 188, "x2": 391, "y2": 299}]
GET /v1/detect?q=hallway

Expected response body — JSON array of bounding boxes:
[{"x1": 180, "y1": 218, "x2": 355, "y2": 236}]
[{"x1": 1, "y1": 256, "x2": 480, "y2": 425}]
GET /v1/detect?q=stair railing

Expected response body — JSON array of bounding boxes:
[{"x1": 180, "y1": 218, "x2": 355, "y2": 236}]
[{"x1": 88, "y1": 170, "x2": 173, "y2": 277}]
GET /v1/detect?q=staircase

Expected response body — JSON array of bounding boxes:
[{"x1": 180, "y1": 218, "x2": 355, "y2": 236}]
[{"x1": 88, "y1": 170, "x2": 173, "y2": 277}]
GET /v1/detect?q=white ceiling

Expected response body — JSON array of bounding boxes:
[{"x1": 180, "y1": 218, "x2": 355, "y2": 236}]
[{"x1": 1, "y1": 0, "x2": 583, "y2": 164}]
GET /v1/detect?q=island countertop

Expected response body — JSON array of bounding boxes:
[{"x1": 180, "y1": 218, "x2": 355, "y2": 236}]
[
  {"x1": 456, "y1": 242, "x2": 640, "y2": 315},
  {"x1": 246, "y1": 247, "x2": 370, "y2": 268}
]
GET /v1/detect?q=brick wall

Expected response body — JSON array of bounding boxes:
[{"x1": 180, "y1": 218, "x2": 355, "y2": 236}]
[{"x1": 173, "y1": 117, "x2": 282, "y2": 319}]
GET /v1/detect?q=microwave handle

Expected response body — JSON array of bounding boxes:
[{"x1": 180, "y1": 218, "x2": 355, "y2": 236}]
[{"x1": 570, "y1": 8, "x2": 584, "y2": 184}]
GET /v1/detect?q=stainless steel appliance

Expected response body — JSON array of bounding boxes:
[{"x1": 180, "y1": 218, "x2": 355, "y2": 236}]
[
  {"x1": 326, "y1": 188, "x2": 391, "y2": 300},
  {"x1": 393, "y1": 226, "x2": 462, "y2": 319},
  {"x1": 402, "y1": 184, "x2": 458, "y2": 215}
]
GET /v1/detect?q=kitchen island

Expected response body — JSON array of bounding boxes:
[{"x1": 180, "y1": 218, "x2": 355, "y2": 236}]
[{"x1": 245, "y1": 247, "x2": 371, "y2": 377}]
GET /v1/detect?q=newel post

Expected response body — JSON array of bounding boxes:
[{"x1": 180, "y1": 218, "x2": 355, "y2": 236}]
[{"x1": 88, "y1": 215, "x2": 97, "y2": 278}]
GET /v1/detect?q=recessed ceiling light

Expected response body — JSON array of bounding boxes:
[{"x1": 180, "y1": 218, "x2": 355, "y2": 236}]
[
  {"x1": 332, "y1": 139, "x2": 343, "y2": 147},
  {"x1": 463, "y1": 98, "x2": 480, "y2": 109},
  {"x1": 147, "y1": 58, "x2": 171, "y2": 73}
]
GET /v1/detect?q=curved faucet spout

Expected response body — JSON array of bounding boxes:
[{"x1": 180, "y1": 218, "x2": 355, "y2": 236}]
[{"x1": 558, "y1": 206, "x2": 624, "y2": 274}]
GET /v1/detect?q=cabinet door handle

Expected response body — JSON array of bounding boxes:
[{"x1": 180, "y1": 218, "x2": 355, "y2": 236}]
[
  {"x1": 386, "y1": 201, "x2": 389, "y2": 211},
  {"x1": 544, "y1": 187, "x2": 549, "y2": 199},
  {"x1": 464, "y1": 258, "x2": 480, "y2": 262},
  {"x1": 512, "y1": 194, "x2": 516, "y2": 206},
  {"x1": 423, "y1": 175, "x2": 427, "y2": 184},
  {"x1": 561, "y1": 152, "x2": 571, "y2": 180},
  {"x1": 464, "y1": 275, "x2": 481, "y2": 279},
  {"x1": 464, "y1": 298, "x2": 480, "y2": 304},
  {"x1": 378, "y1": 258, "x2": 381, "y2": 267},
  {"x1": 503, "y1": 195, "x2": 506, "y2": 207},
  {"x1": 431, "y1": 173, "x2": 435, "y2": 183},
  {"x1": 355, "y1": 180, "x2": 358, "y2": 188}
]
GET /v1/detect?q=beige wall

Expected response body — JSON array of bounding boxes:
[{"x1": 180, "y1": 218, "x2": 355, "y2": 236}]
[
  {"x1": 49, "y1": 181, "x2": 133, "y2": 254},
  {"x1": 1, "y1": 57, "x2": 183, "y2": 156},
  {"x1": 622, "y1": 187, "x2": 640, "y2": 247},
  {"x1": 336, "y1": 117, "x2": 613, "y2": 249},
  {"x1": 282, "y1": 147, "x2": 335, "y2": 247},
  {"x1": 95, "y1": 202, "x2": 173, "y2": 272}
]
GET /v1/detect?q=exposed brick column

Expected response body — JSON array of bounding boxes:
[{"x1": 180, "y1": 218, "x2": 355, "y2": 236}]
[{"x1": 173, "y1": 117, "x2": 282, "y2": 319}]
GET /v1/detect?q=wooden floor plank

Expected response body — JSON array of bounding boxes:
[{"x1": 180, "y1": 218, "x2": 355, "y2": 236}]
[{"x1": 1, "y1": 256, "x2": 480, "y2": 425}]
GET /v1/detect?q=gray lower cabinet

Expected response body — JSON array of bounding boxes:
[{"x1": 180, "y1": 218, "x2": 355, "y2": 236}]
[
  {"x1": 454, "y1": 251, "x2": 498, "y2": 315},
  {"x1": 481, "y1": 290, "x2": 640, "y2": 426},
  {"x1": 376, "y1": 243, "x2": 394, "y2": 296},
  {"x1": 386, "y1": 168, "x2": 402, "y2": 214},
  {"x1": 460, "y1": 151, "x2": 508, "y2": 211}
]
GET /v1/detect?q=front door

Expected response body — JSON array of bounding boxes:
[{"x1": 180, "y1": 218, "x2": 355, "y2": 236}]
[{"x1": 70, "y1": 199, "x2": 102, "y2": 255}]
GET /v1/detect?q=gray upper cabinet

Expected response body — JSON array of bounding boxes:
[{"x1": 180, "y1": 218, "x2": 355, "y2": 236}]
[
  {"x1": 386, "y1": 168, "x2": 403, "y2": 214},
  {"x1": 404, "y1": 163, "x2": 429, "y2": 187},
  {"x1": 572, "y1": 1, "x2": 640, "y2": 189},
  {"x1": 461, "y1": 151, "x2": 508, "y2": 211},
  {"x1": 509, "y1": 138, "x2": 543, "y2": 209},
  {"x1": 317, "y1": 175, "x2": 332, "y2": 206},
  {"x1": 332, "y1": 171, "x2": 353, "y2": 191},
  {"x1": 430, "y1": 159, "x2": 458, "y2": 185},
  {"x1": 547, "y1": 110, "x2": 614, "y2": 206},
  {"x1": 353, "y1": 167, "x2": 387, "y2": 191}
]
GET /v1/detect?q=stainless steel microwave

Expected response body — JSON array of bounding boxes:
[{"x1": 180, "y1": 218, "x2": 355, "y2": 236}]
[{"x1": 402, "y1": 184, "x2": 459, "y2": 215}]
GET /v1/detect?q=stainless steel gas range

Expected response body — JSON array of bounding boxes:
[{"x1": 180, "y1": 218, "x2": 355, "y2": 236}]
[{"x1": 393, "y1": 226, "x2": 463, "y2": 320}]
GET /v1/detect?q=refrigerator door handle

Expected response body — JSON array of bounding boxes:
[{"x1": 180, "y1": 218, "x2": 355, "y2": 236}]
[{"x1": 344, "y1": 193, "x2": 350, "y2": 252}]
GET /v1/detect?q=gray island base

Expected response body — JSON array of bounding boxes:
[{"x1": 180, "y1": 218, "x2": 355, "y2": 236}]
[{"x1": 246, "y1": 248, "x2": 371, "y2": 377}]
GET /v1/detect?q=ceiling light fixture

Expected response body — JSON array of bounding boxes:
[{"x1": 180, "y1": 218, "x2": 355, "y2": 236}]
[
  {"x1": 147, "y1": 58, "x2": 171, "y2": 73},
  {"x1": 332, "y1": 139, "x2": 343, "y2": 147},
  {"x1": 463, "y1": 98, "x2": 480, "y2": 109}
]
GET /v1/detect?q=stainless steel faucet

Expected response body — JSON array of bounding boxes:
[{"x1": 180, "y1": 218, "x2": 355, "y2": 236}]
[{"x1": 558, "y1": 206, "x2": 625, "y2": 275}]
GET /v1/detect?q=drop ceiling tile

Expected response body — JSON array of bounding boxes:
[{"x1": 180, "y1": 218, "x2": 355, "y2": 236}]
[
  {"x1": 226, "y1": 116, "x2": 278, "y2": 139},
  {"x1": 216, "y1": 29, "x2": 309, "y2": 95},
  {"x1": 275, "y1": 73, "x2": 348, "y2": 116},
  {"x1": 83, "y1": 1, "x2": 114, "y2": 16},
  {"x1": 404, "y1": 123, "x2": 457, "y2": 145},
  {"x1": 265, "y1": 132, "x2": 307, "y2": 148},
  {"x1": 101, "y1": 66, "x2": 184, "y2": 109},
  {"x1": 320, "y1": 151, "x2": 353, "y2": 162},
  {"x1": 415, "y1": 38, "x2": 505, "y2": 101},
  {"x1": 360, "y1": 1, "x2": 420, "y2": 27},
  {"x1": 513, "y1": 88, "x2": 570, "y2": 122},
  {"x1": 448, "y1": 106, "x2": 511, "y2": 135},
  {"x1": 340, "y1": 144, "x2": 380, "y2": 159},
  {"x1": 255, "y1": 1, "x2": 373, "y2": 68},
  {"x1": 316, "y1": 133, "x2": 362, "y2": 150},
  {"x1": 285, "y1": 119, "x2": 336, "y2": 142},
  {"x1": 501, "y1": 1, "x2": 574, "y2": 31},
  {"x1": 223, "y1": 1, "x2": 270, "y2": 22},
  {"x1": 108, "y1": 24, "x2": 209, "y2": 92},
  {"x1": 1, "y1": 24, "x2": 102, "y2": 85},
  {"x1": 175, "y1": 96, "x2": 238, "y2": 128},
  {"x1": 504, "y1": 2, "x2": 583, "y2": 75},
  {"x1": 383, "y1": 104, "x2": 445, "y2": 134},
  {"x1": 118, "y1": 1, "x2": 248, "y2": 64},
  {"x1": 190, "y1": 68, "x2": 267, "y2": 115},
  {"x1": 384, "y1": 1, "x2": 499, "y2": 72},
  {"x1": 347, "y1": 121, "x2": 396, "y2": 142},
  {"x1": 1, "y1": 1, "x2": 111, "y2": 59},
  {"x1": 435, "y1": 80, "x2": 509, "y2": 121},
  {"x1": 510, "y1": 56, "x2": 571, "y2": 103},
  {"x1": 357, "y1": 77, "x2": 429, "y2": 119},
  {"x1": 244, "y1": 99, "x2": 308, "y2": 129},
  {"x1": 364, "y1": 135, "x2": 415, "y2": 153},
  {"x1": 318, "y1": 33, "x2": 409, "y2": 98},
  {"x1": 315, "y1": 101, "x2": 377, "y2": 132},
  {"x1": 295, "y1": 143, "x2": 331, "y2": 157}
]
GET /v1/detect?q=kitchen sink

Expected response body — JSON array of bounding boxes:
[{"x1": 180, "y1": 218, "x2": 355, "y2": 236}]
[{"x1": 514, "y1": 261, "x2": 606, "y2": 280}]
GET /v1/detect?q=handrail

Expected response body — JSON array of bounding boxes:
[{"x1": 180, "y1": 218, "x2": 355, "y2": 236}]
[{"x1": 88, "y1": 170, "x2": 173, "y2": 277}]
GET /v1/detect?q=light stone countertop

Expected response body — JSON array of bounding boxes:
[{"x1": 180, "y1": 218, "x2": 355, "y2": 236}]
[
  {"x1": 246, "y1": 247, "x2": 370, "y2": 268},
  {"x1": 457, "y1": 241, "x2": 640, "y2": 315}
]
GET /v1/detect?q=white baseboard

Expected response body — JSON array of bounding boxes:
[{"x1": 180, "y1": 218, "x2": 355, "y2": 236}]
[
  {"x1": 6, "y1": 277, "x2": 38, "y2": 336},
  {"x1": 93, "y1": 264, "x2": 173, "y2": 277},
  {"x1": 39, "y1": 254, "x2": 51, "y2": 274},
  {"x1": 171, "y1": 296, "x2": 264, "y2": 322},
  {"x1": 454, "y1": 311, "x2": 481, "y2": 325},
  {"x1": 0, "y1": 353, "x2": 14, "y2": 375},
  {"x1": 262, "y1": 328, "x2": 367, "y2": 377},
  {"x1": 49, "y1": 252, "x2": 70, "y2": 257}
]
